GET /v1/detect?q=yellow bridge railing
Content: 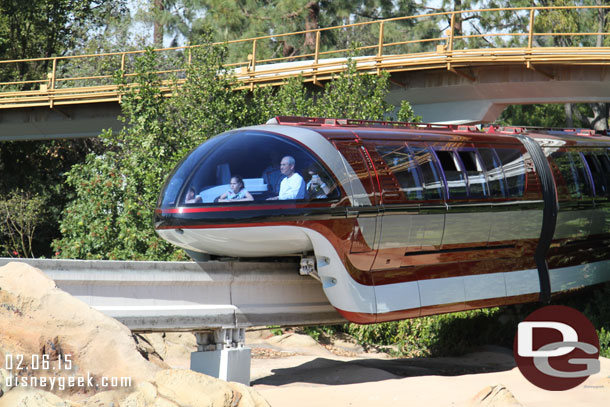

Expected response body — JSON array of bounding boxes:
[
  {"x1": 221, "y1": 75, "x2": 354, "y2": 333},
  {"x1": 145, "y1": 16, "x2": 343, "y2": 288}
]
[{"x1": 1, "y1": 5, "x2": 610, "y2": 109}]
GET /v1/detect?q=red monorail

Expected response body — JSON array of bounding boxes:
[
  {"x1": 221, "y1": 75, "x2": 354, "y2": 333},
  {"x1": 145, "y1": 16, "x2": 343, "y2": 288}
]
[{"x1": 155, "y1": 117, "x2": 610, "y2": 323}]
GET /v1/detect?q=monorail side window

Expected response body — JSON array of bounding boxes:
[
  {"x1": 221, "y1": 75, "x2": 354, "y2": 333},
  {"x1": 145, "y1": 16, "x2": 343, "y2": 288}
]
[
  {"x1": 550, "y1": 151, "x2": 592, "y2": 199},
  {"x1": 596, "y1": 151, "x2": 610, "y2": 195},
  {"x1": 410, "y1": 146, "x2": 444, "y2": 200},
  {"x1": 477, "y1": 148, "x2": 507, "y2": 198},
  {"x1": 458, "y1": 150, "x2": 489, "y2": 199},
  {"x1": 434, "y1": 150, "x2": 468, "y2": 199},
  {"x1": 583, "y1": 153, "x2": 607, "y2": 196},
  {"x1": 376, "y1": 145, "x2": 423, "y2": 200},
  {"x1": 495, "y1": 149, "x2": 526, "y2": 198}
]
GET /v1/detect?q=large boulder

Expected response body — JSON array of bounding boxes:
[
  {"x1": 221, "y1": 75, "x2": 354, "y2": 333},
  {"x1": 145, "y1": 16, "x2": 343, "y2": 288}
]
[{"x1": 0, "y1": 262, "x2": 269, "y2": 407}]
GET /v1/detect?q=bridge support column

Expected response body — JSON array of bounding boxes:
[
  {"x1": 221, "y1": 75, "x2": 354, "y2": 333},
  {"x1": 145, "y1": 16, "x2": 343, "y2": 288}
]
[{"x1": 191, "y1": 328, "x2": 251, "y2": 385}]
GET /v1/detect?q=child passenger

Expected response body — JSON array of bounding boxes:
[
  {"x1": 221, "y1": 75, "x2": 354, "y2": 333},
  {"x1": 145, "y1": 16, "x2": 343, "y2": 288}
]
[{"x1": 218, "y1": 175, "x2": 254, "y2": 202}]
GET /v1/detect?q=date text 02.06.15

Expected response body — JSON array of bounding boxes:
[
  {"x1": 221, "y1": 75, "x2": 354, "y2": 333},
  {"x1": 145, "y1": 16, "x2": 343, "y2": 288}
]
[{"x1": 4, "y1": 353, "x2": 72, "y2": 371}]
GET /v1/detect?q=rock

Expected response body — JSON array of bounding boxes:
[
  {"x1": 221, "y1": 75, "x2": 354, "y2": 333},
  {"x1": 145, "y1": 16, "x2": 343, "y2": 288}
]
[
  {"x1": 82, "y1": 389, "x2": 129, "y2": 406},
  {"x1": 0, "y1": 262, "x2": 159, "y2": 398},
  {"x1": 154, "y1": 369, "x2": 270, "y2": 407},
  {"x1": 0, "y1": 368, "x2": 10, "y2": 398},
  {"x1": 0, "y1": 387, "x2": 78, "y2": 407},
  {"x1": 470, "y1": 384, "x2": 522, "y2": 407},
  {"x1": 0, "y1": 262, "x2": 271, "y2": 407},
  {"x1": 227, "y1": 381, "x2": 272, "y2": 407},
  {"x1": 138, "y1": 332, "x2": 197, "y2": 369},
  {"x1": 132, "y1": 334, "x2": 168, "y2": 369}
]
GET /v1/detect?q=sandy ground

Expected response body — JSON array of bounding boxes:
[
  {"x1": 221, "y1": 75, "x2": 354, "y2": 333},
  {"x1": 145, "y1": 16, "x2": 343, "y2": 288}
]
[{"x1": 242, "y1": 330, "x2": 610, "y2": 407}]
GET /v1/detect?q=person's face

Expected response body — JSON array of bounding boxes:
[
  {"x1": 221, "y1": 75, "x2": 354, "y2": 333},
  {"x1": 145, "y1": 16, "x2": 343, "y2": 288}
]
[
  {"x1": 187, "y1": 189, "x2": 194, "y2": 199},
  {"x1": 280, "y1": 158, "x2": 294, "y2": 176},
  {"x1": 230, "y1": 178, "x2": 241, "y2": 193}
]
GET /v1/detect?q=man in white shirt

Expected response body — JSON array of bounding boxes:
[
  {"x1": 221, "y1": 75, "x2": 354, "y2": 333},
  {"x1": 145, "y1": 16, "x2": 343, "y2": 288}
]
[{"x1": 267, "y1": 156, "x2": 305, "y2": 200}]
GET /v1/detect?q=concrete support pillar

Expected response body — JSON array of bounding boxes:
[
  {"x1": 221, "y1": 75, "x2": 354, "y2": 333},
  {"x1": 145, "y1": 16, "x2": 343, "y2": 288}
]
[{"x1": 191, "y1": 328, "x2": 251, "y2": 385}]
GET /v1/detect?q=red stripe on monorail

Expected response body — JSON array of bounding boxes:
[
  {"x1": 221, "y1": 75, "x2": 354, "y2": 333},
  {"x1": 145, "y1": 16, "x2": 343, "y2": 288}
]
[
  {"x1": 156, "y1": 222, "x2": 276, "y2": 230},
  {"x1": 156, "y1": 202, "x2": 330, "y2": 214}
]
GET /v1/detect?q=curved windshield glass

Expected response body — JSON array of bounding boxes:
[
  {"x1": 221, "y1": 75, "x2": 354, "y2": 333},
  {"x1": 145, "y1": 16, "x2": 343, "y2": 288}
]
[
  {"x1": 158, "y1": 132, "x2": 230, "y2": 207},
  {"x1": 159, "y1": 130, "x2": 340, "y2": 208}
]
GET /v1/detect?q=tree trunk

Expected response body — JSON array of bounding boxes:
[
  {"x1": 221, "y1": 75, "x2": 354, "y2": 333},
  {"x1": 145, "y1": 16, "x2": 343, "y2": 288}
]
[
  {"x1": 565, "y1": 103, "x2": 573, "y2": 128},
  {"x1": 153, "y1": 0, "x2": 164, "y2": 47},
  {"x1": 454, "y1": 0, "x2": 463, "y2": 37},
  {"x1": 303, "y1": 1, "x2": 320, "y2": 51}
]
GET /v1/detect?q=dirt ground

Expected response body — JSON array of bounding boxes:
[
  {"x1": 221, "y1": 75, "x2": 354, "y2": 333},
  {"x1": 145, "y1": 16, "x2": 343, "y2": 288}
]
[{"x1": 243, "y1": 330, "x2": 610, "y2": 407}]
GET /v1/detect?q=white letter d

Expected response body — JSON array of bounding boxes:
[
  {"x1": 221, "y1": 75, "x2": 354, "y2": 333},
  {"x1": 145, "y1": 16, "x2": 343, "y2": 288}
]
[{"x1": 518, "y1": 321, "x2": 577, "y2": 357}]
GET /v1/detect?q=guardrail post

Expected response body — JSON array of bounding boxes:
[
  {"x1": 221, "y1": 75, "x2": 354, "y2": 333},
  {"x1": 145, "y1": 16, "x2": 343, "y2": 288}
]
[
  {"x1": 377, "y1": 21, "x2": 385, "y2": 75},
  {"x1": 49, "y1": 57, "x2": 57, "y2": 108},
  {"x1": 448, "y1": 12, "x2": 455, "y2": 52},
  {"x1": 119, "y1": 53, "x2": 126, "y2": 103},
  {"x1": 526, "y1": 8, "x2": 536, "y2": 70},
  {"x1": 447, "y1": 12, "x2": 455, "y2": 71},
  {"x1": 313, "y1": 30, "x2": 321, "y2": 86},
  {"x1": 528, "y1": 8, "x2": 535, "y2": 49},
  {"x1": 248, "y1": 39, "x2": 257, "y2": 91}
]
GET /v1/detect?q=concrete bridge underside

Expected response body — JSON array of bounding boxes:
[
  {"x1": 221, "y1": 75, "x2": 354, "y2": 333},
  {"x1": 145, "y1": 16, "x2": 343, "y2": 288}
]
[
  {"x1": 2, "y1": 63, "x2": 610, "y2": 141},
  {"x1": 0, "y1": 102, "x2": 123, "y2": 141},
  {"x1": 389, "y1": 63, "x2": 610, "y2": 124}
]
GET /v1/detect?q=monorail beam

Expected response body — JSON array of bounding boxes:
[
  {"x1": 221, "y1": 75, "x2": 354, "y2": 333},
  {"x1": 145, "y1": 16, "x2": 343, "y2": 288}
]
[{"x1": 0, "y1": 258, "x2": 345, "y2": 332}]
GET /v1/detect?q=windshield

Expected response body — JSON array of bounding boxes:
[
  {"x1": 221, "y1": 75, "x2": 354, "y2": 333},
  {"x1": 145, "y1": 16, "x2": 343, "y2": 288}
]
[{"x1": 158, "y1": 129, "x2": 340, "y2": 208}]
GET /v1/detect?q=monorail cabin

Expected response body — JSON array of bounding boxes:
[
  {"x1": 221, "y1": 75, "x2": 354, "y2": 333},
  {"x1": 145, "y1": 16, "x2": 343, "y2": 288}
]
[{"x1": 155, "y1": 117, "x2": 610, "y2": 323}]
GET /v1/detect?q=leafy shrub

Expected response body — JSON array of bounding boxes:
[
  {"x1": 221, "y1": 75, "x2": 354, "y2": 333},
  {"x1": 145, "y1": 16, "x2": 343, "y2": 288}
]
[{"x1": 0, "y1": 189, "x2": 47, "y2": 258}]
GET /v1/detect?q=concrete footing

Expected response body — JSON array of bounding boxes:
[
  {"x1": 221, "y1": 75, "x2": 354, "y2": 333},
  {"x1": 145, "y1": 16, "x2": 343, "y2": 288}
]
[{"x1": 191, "y1": 328, "x2": 251, "y2": 385}]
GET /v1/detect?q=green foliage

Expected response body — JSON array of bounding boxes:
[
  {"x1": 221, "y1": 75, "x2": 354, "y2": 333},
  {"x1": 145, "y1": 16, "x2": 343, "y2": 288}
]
[
  {"x1": 167, "y1": 36, "x2": 248, "y2": 142},
  {"x1": 498, "y1": 104, "x2": 570, "y2": 128},
  {"x1": 54, "y1": 49, "x2": 188, "y2": 260},
  {"x1": 0, "y1": 139, "x2": 100, "y2": 258},
  {"x1": 250, "y1": 58, "x2": 396, "y2": 122},
  {"x1": 0, "y1": 190, "x2": 47, "y2": 258},
  {"x1": 346, "y1": 307, "x2": 520, "y2": 357},
  {"x1": 397, "y1": 100, "x2": 422, "y2": 123},
  {"x1": 599, "y1": 328, "x2": 610, "y2": 358},
  {"x1": 310, "y1": 64, "x2": 392, "y2": 120},
  {"x1": 0, "y1": 0, "x2": 127, "y2": 88},
  {"x1": 296, "y1": 325, "x2": 340, "y2": 342},
  {"x1": 268, "y1": 326, "x2": 284, "y2": 336},
  {"x1": 249, "y1": 77, "x2": 314, "y2": 123},
  {"x1": 169, "y1": 1, "x2": 424, "y2": 62}
]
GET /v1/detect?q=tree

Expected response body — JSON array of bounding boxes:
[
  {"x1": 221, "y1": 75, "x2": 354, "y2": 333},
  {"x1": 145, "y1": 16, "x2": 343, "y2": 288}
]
[
  {"x1": 138, "y1": 1, "x2": 427, "y2": 63},
  {"x1": 0, "y1": 0, "x2": 127, "y2": 88},
  {"x1": 0, "y1": 190, "x2": 47, "y2": 258}
]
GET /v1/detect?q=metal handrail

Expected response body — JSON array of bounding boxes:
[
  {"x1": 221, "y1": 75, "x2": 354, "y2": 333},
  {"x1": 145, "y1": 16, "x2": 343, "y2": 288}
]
[{"x1": 1, "y1": 5, "x2": 610, "y2": 108}]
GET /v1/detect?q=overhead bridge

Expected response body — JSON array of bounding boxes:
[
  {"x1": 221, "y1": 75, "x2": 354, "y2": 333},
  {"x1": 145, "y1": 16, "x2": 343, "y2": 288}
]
[
  {"x1": 0, "y1": 258, "x2": 345, "y2": 384},
  {"x1": 3, "y1": 5, "x2": 610, "y2": 140}
]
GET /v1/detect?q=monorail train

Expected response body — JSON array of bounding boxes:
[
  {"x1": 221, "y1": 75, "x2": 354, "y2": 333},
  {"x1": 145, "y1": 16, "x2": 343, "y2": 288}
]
[{"x1": 155, "y1": 116, "x2": 610, "y2": 323}]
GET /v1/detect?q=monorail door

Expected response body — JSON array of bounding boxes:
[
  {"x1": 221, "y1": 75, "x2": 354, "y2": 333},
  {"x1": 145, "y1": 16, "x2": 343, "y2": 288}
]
[
  {"x1": 333, "y1": 139, "x2": 380, "y2": 284},
  {"x1": 367, "y1": 141, "x2": 448, "y2": 320}
]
